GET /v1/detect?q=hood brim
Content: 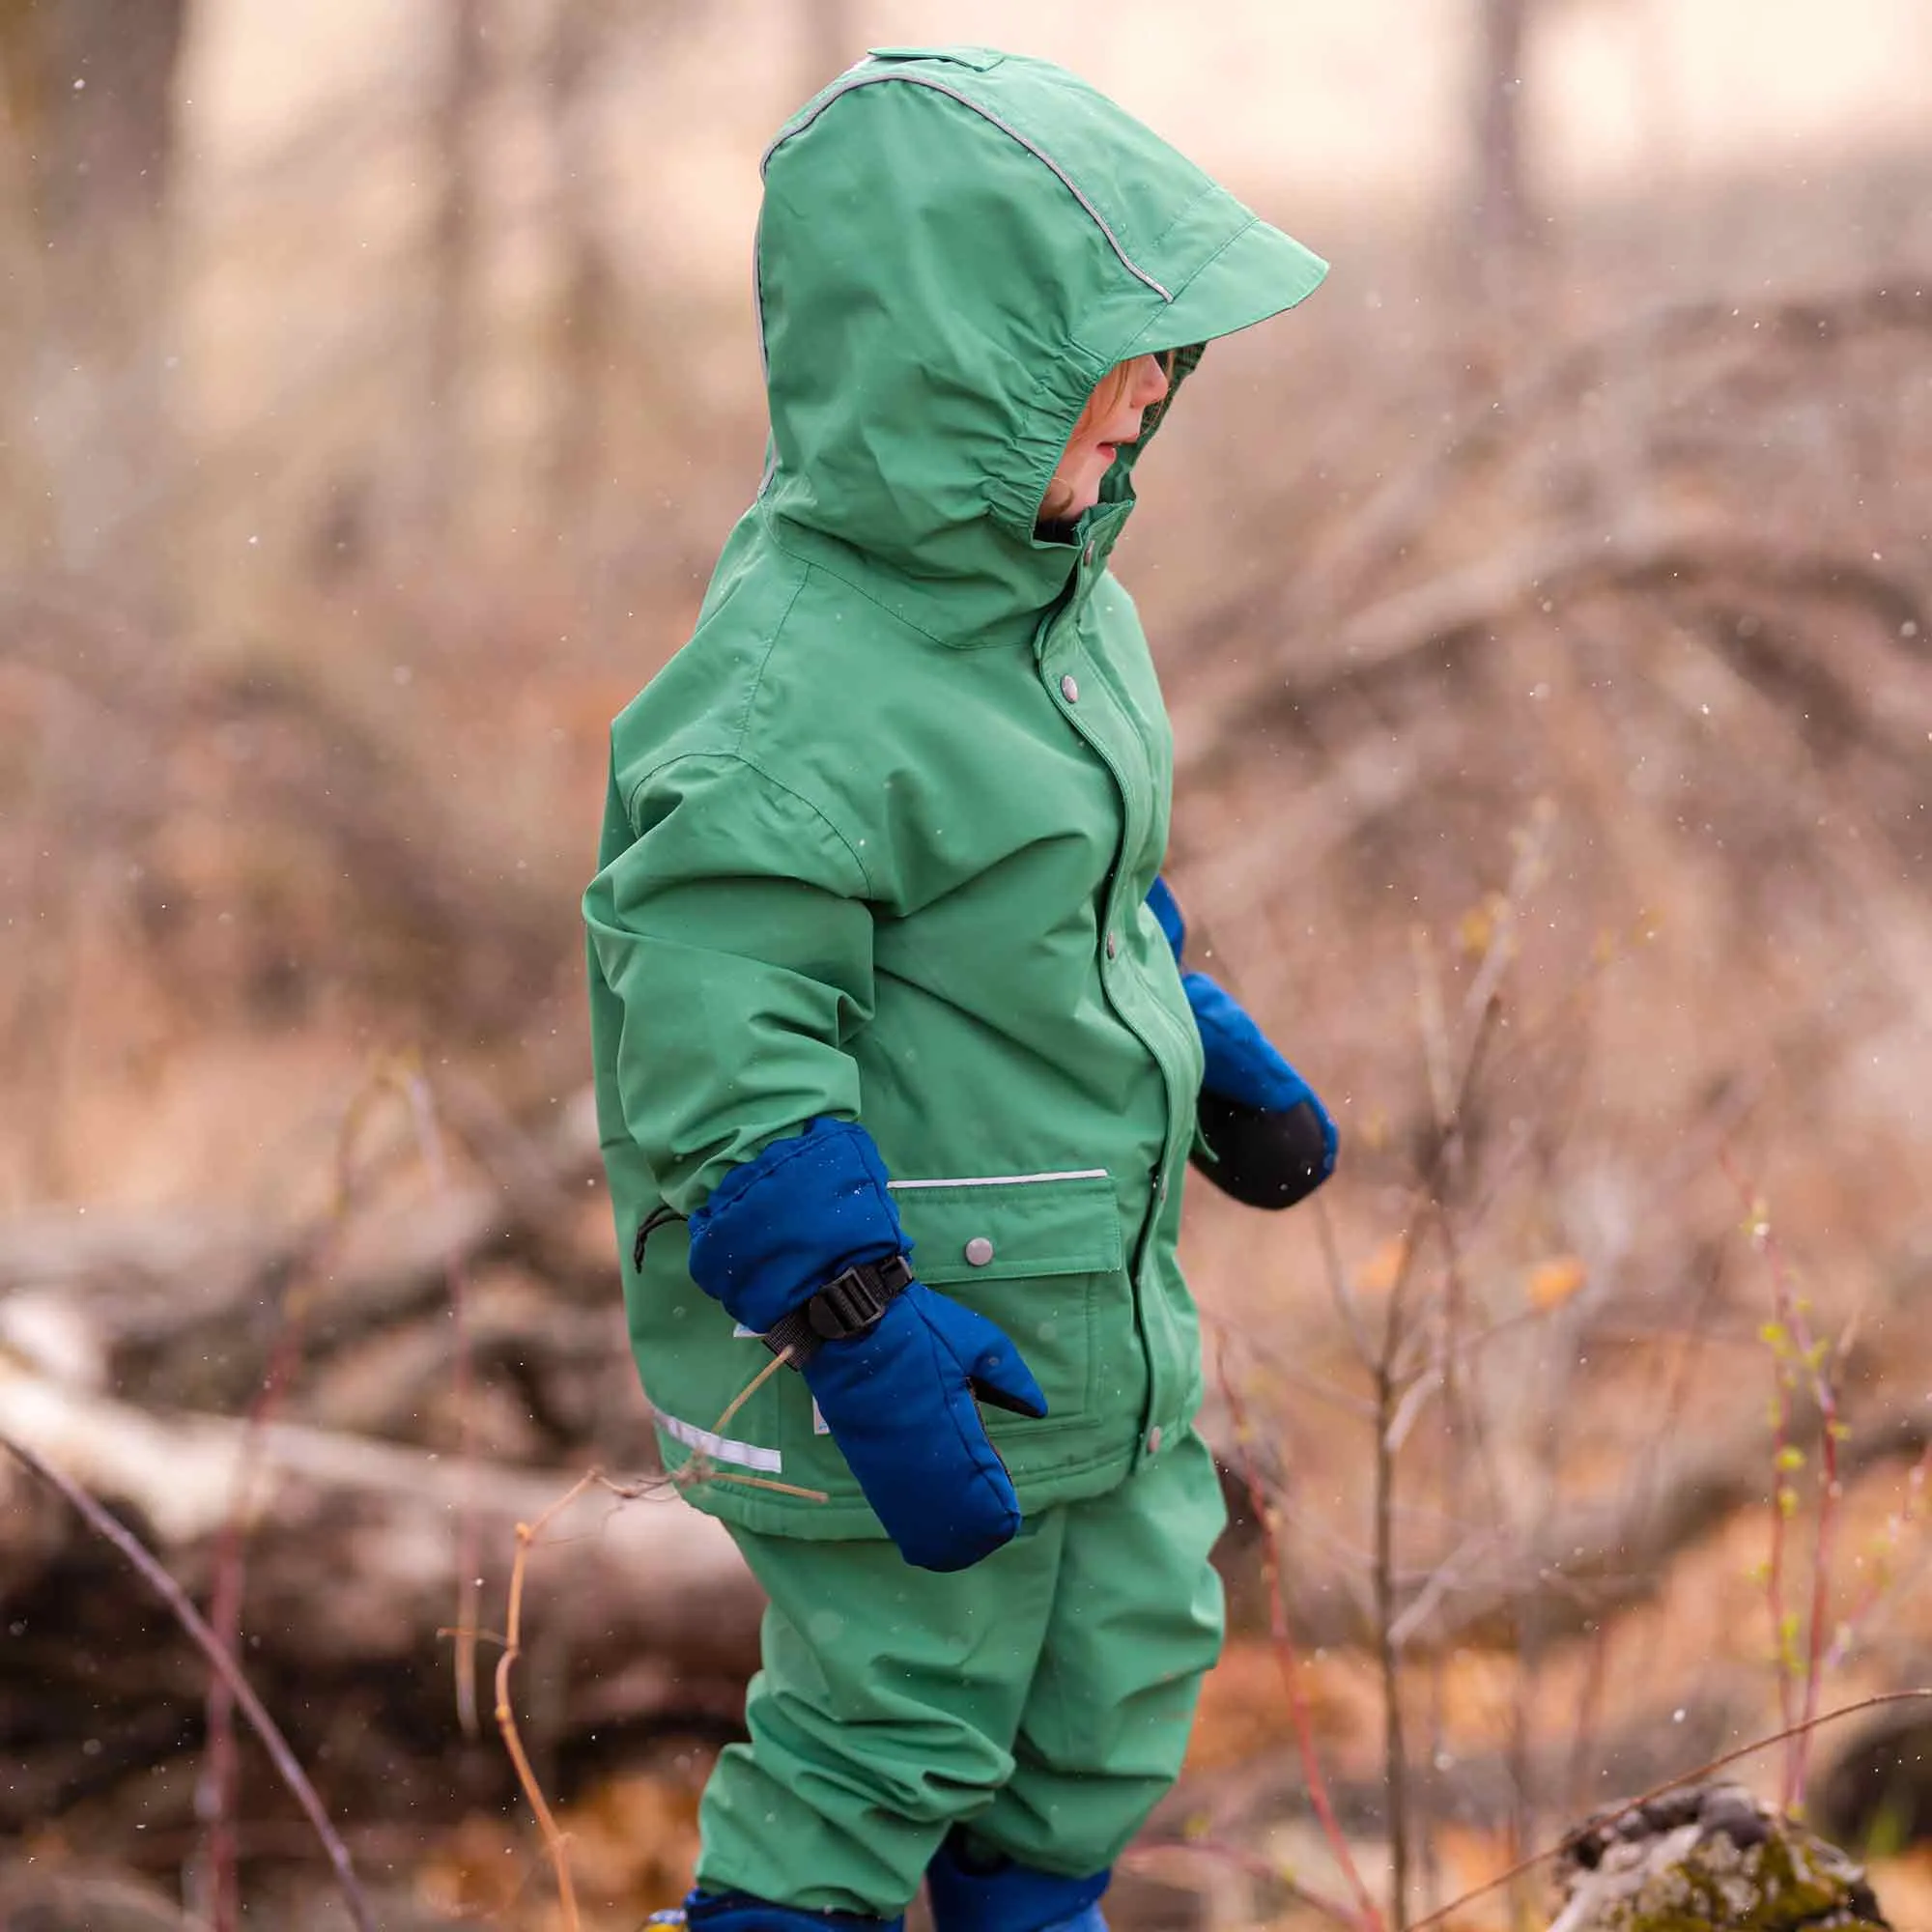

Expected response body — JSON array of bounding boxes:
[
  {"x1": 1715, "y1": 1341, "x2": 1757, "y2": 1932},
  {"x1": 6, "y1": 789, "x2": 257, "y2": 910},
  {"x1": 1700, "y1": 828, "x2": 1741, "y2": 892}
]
[{"x1": 1122, "y1": 215, "x2": 1330, "y2": 359}]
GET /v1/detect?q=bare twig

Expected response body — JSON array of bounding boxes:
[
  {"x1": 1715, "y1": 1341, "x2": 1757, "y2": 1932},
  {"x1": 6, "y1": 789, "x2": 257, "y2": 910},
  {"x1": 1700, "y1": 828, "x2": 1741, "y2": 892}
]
[
  {"x1": 1372, "y1": 984, "x2": 1504, "y2": 1928},
  {"x1": 0, "y1": 1431, "x2": 377, "y2": 1932},
  {"x1": 1423, "y1": 1193, "x2": 1520, "y2": 1926},
  {"x1": 1371, "y1": 1304, "x2": 1414, "y2": 1931},
  {"x1": 192, "y1": 1250, "x2": 320, "y2": 1932},
  {"x1": 1214, "y1": 1334, "x2": 1384, "y2": 1932},
  {"x1": 1828, "y1": 1416, "x2": 1932, "y2": 1671},
  {"x1": 1122, "y1": 1833, "x2": 1363, "y2": 1930},
  {"x1": 664, "y1": 1347, "x2": 830, "y2": 1505},
  {"x1": 1317, "y1": 1195, "x2": 1377, "y2": 1375},
  {"x1": 493, "y1": 1350, "x2": 836, "y2": 1930},
  {"x1": 192, "y1": 1068, "x2": 399, "y2": 1930},
  {"x1": 1753, "y1": 1208, "x2": 1803, "y2": 1804},
  {"x1": 1383, "y1": 1403, "x2": 1929, "y2": 1658},
  {"x1": 1789, "y1": 1321, "x2": 1841, "y2": 1816},
  {"x1": 496, "y1": 1472, "x2": 600, "y2": 1932},
  {"x1": 403, "y1": 1061, "x2": 485, "y2": 1740},
  {"x1": 1725, "y1": 1155, "x2": 1850, "y2": 1813}
]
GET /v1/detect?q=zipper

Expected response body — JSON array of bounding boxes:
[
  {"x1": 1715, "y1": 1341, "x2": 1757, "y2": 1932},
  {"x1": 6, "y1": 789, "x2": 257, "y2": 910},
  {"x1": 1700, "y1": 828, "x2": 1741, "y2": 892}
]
[{"x1": 1040, "y1": 644, "x2": 1192, "y2": 1256}]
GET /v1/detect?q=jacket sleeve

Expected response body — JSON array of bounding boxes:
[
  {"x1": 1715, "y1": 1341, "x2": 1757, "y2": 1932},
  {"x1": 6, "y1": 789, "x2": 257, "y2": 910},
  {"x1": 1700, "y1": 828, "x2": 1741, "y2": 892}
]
[{"x1": 583, "y1": 750, "x2": 875, "y2": 1213}]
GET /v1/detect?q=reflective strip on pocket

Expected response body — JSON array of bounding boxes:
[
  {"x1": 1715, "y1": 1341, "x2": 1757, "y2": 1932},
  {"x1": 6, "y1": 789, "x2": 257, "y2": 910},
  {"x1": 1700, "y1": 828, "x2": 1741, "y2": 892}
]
[
  {"x1": 891, "y1": 1169, "x2": 1123, "y2": 1284},
  {"x1": 889, "y1": 1168, "x2": 1108, "y2": 1190},
  {"x1": 656, "y1": 1408, "x2": 782, "y2": 1473}
]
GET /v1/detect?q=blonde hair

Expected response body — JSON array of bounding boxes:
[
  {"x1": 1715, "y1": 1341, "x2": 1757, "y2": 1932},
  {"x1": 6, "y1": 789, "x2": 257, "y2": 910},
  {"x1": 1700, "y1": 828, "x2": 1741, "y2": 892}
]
[{"x1": 1038, "y1": 353, "x2": 1172, "y2": 522}]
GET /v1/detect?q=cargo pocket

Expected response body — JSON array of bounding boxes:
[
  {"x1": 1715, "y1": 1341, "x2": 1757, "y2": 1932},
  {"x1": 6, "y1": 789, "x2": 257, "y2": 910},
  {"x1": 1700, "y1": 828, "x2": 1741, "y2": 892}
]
[{"x1": 888, "y1": 1167, "x2": 1123, "y2": 1431}]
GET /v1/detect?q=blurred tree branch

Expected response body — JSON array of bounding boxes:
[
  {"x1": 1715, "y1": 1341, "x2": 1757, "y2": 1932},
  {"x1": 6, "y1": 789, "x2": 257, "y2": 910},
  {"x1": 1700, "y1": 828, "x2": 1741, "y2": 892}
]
[
  {"x1": 541, "y1": 0, "x2": 618, "y2": 525},
  {"x1": 0, "y1": 0, "x2": 188, "y2": 611},
  {"x1": 1472, "y1": 0, "x2": 1537, "y2": 314},
  {"x1": 420, "y1": 0, "x2": 488, "y2": 536}
]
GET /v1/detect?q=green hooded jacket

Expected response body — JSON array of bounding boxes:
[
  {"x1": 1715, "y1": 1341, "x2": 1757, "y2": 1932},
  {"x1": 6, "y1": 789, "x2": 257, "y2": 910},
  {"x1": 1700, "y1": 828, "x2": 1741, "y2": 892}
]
[{"x1": 584, "y1": 45, "x2": 1326, "y2": 1537}]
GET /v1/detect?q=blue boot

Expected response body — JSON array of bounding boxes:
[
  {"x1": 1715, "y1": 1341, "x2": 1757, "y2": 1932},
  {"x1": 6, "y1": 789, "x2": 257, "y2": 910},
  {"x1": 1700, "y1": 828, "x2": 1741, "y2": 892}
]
[
  {"x1": 924, "y1": 1832, "x2": 1109, "y2": 1932},
  {"x1": 648, "y1": 1892, "x2": 904, "y2": 1931}
]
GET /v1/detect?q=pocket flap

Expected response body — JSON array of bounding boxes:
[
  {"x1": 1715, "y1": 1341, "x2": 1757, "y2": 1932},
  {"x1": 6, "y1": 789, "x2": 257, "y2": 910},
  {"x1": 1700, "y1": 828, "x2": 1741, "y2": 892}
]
[{"x1": 889, "y1": 1170, "x2": 1122, "y2": 1284}]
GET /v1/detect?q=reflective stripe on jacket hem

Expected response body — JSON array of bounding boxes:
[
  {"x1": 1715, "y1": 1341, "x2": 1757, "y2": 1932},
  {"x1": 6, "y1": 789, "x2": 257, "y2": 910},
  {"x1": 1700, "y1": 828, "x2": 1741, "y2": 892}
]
[{"x1": 655, "y1": 1408, "x2": 783, "y2": 1473}]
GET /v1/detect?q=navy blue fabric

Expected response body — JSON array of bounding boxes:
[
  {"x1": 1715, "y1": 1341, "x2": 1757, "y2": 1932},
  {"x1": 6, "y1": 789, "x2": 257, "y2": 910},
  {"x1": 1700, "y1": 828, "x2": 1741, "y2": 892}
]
[
  {"x1": 687, "y1": 1117, "x2": 905, "y2": 1335},
  {"x1": 1145, "y1": 875, "x2": 1185, "y2": 963},
  {"x1": 1183, "y1": 970, "x2": 1339, "y2": 1180},
  {"x1": 799, "y1": 1277, "x2": 1047, "y2": 1569},
  {"x1": 673, "y1": 1889, "x2": 903, "y2": 1930},
  {"x1": 925, "y1": 1834, "x2": 1109, "y2": 1932},
  {"x1": 1182, "y1": 970, "x2": 1317, "y2": 1114},
  {"x1": 686, "y1": 1117, "x2": 1047, "y2": 1572},
  {"x1": 1146, "y1": 878, "x2": 1337, "y2": 1188}
]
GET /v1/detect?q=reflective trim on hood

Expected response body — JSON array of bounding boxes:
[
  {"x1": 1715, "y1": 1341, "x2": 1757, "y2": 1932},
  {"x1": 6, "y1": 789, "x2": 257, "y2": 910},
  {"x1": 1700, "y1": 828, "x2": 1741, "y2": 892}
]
[{"x1": 763, "y1": 65, "x2": 1177, "y2": 303}]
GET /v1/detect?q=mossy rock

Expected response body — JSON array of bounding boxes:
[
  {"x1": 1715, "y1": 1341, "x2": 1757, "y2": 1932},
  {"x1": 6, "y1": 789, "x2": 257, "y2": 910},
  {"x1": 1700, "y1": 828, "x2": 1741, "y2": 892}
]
[{"x1": 1549, "y1": 1782, "x2": 1890, "y2": 1930}]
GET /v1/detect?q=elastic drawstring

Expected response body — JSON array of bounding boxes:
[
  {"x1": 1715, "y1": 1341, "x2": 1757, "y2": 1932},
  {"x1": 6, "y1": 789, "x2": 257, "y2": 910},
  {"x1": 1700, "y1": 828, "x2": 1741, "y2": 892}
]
[{"x1": 633, "y1": 1205, "x2": 686, "y2": 1273}]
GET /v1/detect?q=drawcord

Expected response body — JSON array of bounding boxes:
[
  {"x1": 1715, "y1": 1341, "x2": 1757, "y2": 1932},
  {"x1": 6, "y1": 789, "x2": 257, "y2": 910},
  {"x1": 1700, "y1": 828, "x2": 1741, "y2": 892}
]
[{"x1": 633, "y1": 1205, "x2": 685, "y2": 1272}]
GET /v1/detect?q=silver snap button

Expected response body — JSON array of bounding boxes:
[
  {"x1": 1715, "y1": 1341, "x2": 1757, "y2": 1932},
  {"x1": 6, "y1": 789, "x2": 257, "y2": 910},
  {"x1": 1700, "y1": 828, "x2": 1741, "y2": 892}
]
[
  {"x1": 1105, "y1": 929, "x2": 1119, "y2": 958},
  {"x1": 1060, "y1": 673, "x2": 1079, "y2": 703},
  {"x1": 1083, "y1": 540, "x2": 1096, "y2": 565},
  {"x1": 964, "y1": 1236, "x2": 995, "y2": 1267},
  {"x1": 1146, "y1": 1425, "x2": 1163, "y2": 1455}
]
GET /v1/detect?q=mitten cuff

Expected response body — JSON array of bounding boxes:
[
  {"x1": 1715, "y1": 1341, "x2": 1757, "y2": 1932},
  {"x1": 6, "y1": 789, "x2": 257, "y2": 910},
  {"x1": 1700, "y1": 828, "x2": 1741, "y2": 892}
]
[{"x1": 686, "y1": 1117, "x2": 909, "y2": 1336}]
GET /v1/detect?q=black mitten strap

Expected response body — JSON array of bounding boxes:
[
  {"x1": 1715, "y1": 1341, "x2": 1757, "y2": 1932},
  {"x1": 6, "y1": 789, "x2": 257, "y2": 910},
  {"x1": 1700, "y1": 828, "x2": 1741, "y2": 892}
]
[{"x1": 761, "y1": 1253, "x2": 915, "y2": 1366}]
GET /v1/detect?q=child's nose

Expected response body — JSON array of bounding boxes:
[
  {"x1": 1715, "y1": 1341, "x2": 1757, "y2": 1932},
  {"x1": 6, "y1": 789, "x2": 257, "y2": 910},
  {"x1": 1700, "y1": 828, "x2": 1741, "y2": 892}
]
[{"x1": 1133, "y1": 354, "x2": 1171, "y2": 406}]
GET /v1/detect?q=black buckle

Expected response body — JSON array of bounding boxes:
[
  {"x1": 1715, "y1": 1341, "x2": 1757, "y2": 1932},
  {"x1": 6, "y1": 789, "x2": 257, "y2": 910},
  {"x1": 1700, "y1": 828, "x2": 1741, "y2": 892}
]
[
  {"x1": 762, "y1": 1253, "x2": 913, "y2": 1364},
  {"x1": 808, "y1": 1254, "x2": 913, "y2": 1340}
]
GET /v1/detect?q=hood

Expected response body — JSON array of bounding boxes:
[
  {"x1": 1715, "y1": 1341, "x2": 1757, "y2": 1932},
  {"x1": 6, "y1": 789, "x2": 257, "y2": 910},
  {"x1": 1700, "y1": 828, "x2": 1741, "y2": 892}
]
[{"x1": 753, "y1": 45, "x2": 1328, "y2": 646}]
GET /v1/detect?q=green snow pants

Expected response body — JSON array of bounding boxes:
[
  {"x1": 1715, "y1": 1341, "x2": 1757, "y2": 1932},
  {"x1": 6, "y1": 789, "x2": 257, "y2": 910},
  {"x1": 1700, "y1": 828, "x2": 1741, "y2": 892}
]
[{"x1": 694, "y1": 1426, "x2": 1228, "y2": 1918}]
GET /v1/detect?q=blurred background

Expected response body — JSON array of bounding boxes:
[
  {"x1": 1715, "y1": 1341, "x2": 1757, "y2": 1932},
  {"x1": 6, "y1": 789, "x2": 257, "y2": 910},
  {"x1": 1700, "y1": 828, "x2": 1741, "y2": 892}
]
[{"x1": 3, "y1": 3, "x2": 1931, "y2": 1928}]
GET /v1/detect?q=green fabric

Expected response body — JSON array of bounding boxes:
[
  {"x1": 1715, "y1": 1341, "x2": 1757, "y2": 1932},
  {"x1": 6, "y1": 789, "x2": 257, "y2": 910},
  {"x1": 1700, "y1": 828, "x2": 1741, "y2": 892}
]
[
  {"x1": 696, "y1": 1428, "x2": 1228, "y2": 1915},
  {"x1": 584, "y1": 44, "x2": 1327, "y2": 1535}
]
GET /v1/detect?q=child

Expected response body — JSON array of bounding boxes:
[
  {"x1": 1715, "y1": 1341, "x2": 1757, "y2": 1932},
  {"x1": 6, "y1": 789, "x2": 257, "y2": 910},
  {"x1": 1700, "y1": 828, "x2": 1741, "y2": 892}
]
[{"x1": 584, "y1": 44, "x2": 1335, "y2": 1932}]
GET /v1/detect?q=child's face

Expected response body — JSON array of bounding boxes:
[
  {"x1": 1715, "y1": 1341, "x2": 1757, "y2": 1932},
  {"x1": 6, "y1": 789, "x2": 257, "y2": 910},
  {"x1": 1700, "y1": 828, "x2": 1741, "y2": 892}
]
[{"x1": 1045, "y1": 354, "x2": 1172, "y2": 520}]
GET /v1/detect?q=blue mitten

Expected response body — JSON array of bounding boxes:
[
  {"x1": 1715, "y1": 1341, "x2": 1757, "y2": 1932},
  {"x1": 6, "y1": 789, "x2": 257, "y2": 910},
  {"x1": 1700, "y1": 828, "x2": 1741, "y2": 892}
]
[
  {"x1": 1147, "y1": 873, "x2": 1187, "y2": 960},
  {"x1": 1181, "y1": 969, "x2": 1335, "y2": 1126},
  {"x1": 1148, "y1": 878, "x2": 1339, "y2": 1208},
  {"x1": 686, "y1": 1118, "x2": 1046, "y2": 1572}
]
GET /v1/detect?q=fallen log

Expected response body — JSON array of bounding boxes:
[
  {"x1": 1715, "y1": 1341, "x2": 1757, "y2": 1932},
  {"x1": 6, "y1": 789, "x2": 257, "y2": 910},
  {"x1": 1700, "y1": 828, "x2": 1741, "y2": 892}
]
[
  {"x1": 0, "y1": 1086, "x2": 611, "y2": 1422},
  {"x1": 0, "y1": 1364, "x2": 762, "y2": 1834}
]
